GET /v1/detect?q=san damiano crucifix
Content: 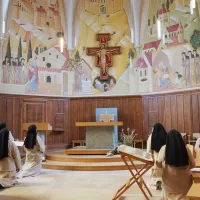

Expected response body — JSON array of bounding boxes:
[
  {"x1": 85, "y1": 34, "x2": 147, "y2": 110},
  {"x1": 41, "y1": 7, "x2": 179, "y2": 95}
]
[{"x1": 86, "y1": 33, "x2": 121, "y2": 80}]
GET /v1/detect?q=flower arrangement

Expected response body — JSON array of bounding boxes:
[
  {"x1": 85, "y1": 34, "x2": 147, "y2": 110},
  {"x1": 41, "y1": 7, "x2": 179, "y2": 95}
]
[{"x1": 119, "y1": 128, "x2": 137, "y2": 147}]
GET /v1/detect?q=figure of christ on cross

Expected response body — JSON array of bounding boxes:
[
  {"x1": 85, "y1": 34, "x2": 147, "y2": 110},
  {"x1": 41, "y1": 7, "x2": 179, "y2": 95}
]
[{"x1": 86, "y1": 34, "x2": 121, "y2": 80}]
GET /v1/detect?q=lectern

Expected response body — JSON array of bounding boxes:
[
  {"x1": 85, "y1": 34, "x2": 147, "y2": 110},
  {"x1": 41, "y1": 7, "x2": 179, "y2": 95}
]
[{"x1": 76, "y1": 122, "x2": 123, "y2": 149}]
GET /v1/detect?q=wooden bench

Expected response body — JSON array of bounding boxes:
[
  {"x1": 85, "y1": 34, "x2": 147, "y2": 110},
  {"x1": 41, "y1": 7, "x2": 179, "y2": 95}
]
[{"x1": 72, "y1": 140, "x2": 86, "y2": 147}]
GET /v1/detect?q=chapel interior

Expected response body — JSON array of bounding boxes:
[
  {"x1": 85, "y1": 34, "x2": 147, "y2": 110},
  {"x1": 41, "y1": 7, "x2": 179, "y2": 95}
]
[{"x1": 0, "y1": 0, "x2": 200, "y2": 199}]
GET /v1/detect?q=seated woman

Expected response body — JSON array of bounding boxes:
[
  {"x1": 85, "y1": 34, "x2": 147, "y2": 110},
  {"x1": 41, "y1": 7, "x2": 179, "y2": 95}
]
[
  {"x1": 147, "y1": 123, "x2": 167, "y2": 190},
  {"x1": 0, "y1": 122, "x2": 14, "y2": 141},
  {"x1": 156, "y1": 129, "x2": 195, "y2": 200},
  {"x1": 17, "y1": 125, "x2": 45, "y2": 179},
  {"x1": 0, "y1": 128, "x2": 21, "y2": 189}
]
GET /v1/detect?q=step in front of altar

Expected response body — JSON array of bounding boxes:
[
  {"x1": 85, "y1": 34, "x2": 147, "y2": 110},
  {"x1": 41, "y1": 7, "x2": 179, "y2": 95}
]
[{"x1": 65, "y1": 146, "x2": 109, "y2": 155}]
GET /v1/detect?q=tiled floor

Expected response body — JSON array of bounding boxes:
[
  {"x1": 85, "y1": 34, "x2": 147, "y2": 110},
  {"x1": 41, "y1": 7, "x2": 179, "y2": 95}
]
[{"x1": 0, "y1": 170, "x2": 162, "y2": 200}]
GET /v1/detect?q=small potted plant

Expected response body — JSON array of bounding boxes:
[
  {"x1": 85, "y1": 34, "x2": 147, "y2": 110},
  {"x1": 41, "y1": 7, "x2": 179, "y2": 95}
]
[
  {"x1": 106, "y1": 128, "x2": 137, "y2": 157},
  {"x1": 120, "y1": 128, "x2": 137, "y2": 147}
]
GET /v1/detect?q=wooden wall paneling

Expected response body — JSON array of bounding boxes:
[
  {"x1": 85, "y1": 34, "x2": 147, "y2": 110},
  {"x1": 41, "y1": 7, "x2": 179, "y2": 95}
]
[
  {"x1": 134, "y1": 98, "x2": 143, "y2": 139},
  {"x1": 157, "y1": 96, "x2": 164, "y2": 124},
  {"x1": 13, "y1": 98, "x2": 21, "y2": 140},
  {"x1": 46, "y1": 100, "x2": 53, "y2": 146},
  {"x1": 2, "y1": 90, "x2": 200, "y2": 151},
  {"x1": 70, "y1": 99, "x2": 79, "y2": 141},
  {"x1": 90, "y1": 99, "x2": 98, "y2": 121},
  {"x1": 64, "y1": 99, "x2": 70, "y2": 144},
  {"x1": 121, "y1": 98, "x2": 129, "y2": 130},
  {"x1": 163, "y1": 96, "x2": 171, "y2": 131},
  {"x1": 78, "y1": 99, "x2": 86, "y2": 140},
  {"x1": 191, "y1": 93, "x2": 199, "y2": 133},
  {"x1": 23, "y1": 99, "x2": 47, "y2": 123},
  {"x1": 170, "y1": 95, "x2": 178, "y2": 130},
  {"x1": 127, "y1": 98, "x2": 135, "y2": 130},
  {"x1": 183, "y1": 94, "x2": 192, "y2": 134},
  {"x1": 53, "y1": 100, "x2": 65, "y2": 144},
  {"x1": 176, "y1": 95, "x2": 185, "y2": 133},
  {"x1": 152, "y1": 97, "x2": 158, "y2": 113},
  {"x1": 6, "y1": 98, "x2": 14, "y2": 133},
  {"x1": 0, "y1": 96, "x2": 6, "y2": 123},
  {"x1": 142, "y1": 97, "x2": 150, "y2": 139},
  {"x1": 22, "y1": 98, "x2": 47, "y2": 142}
]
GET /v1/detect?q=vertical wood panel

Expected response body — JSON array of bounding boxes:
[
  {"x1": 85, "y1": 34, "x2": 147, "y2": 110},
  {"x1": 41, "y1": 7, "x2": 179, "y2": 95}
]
[
  {"x1": 170, "y1": 95, "x2": 177, "y2": 130},
  {"x1": 183, "y1": 94, "x2": 191, "y2": 134},
  {"x1": 164, "y1": 96, "x2": 171, "y2": 131},
  {"x1": 176, "y1": 95, "x2": 184, "y2": 132},
  {"x1": 191, "y1": 94, "x2": 199, "y2": 133}
]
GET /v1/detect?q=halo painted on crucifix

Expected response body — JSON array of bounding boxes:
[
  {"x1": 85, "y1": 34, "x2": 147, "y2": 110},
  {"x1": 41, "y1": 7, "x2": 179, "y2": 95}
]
[{"x1": 86, "y1": 33, "x2": 121, "y2": 80}]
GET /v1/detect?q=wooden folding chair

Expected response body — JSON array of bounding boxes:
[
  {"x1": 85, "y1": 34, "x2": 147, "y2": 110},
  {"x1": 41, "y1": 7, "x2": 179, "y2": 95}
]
[{"x1": 113, "y1": 145, "x2": 154, "y2": 200}]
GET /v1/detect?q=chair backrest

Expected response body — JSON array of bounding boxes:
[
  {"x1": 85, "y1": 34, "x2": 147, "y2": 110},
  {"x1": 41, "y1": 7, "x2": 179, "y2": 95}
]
[
  {"x1": 193, "y1": 133, "x2": 200, "y2": 139},
  {"x1": 181, "y1": 133, "x2": 187, "y2": 138}
]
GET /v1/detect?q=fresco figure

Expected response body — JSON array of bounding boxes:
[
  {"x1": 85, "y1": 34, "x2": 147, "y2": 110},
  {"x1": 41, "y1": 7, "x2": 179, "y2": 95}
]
[
  {"x1": 28, "y1": 58, "x2": 39, "y2": 91},
  {"x1": 14, "y1": 58, "x2": 21, "y2": 84},
  {"x1": 105, "y1": 78, "x2": 115, "y2": 91},
  {"x1": 94, "y1": 79, "x2": 106, "y2": 92},
  {"x1": 159, "y1": 63, "x2": 171, "y2": 87},
  {"x1": 193, "y1": 50, "x2": 200, "y2": 85},
  {"x1": 182, "y1": 52, "x2": 190, "y2": 87},
  {"x1": 2, "y1": 57, "x2": 10, "y2": 83},
  {"x1": 10, "y1": 57, "x2": 15, "y2": 84},
  {"x1": 21, "y1": 58, "x2": 28, "y2": 84},
  {"x1": 74, "y1": 63, "x2": 84, "y2": 93},
  {"x1": 174, "y1": 72, "x2": 183, "y2": 87}
]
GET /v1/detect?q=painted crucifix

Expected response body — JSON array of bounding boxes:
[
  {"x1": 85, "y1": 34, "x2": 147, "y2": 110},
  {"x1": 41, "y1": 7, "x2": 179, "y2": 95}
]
[{"x1": 86, "y1": 33, "x2": 121, "y2": 80}]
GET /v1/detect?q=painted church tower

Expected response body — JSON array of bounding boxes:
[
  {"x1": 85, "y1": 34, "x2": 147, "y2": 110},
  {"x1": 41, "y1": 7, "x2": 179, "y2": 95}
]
[
  {"x1": 158, "y1": 4, "x2": 170, "y2": 27},
  {"x1": 178, "y1": 23, "x2": 184, "y2": 43}
]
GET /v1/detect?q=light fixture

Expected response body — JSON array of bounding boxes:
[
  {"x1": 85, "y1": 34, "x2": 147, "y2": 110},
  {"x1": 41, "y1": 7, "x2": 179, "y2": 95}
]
[
  {"x1": 131, "y1": 28, "x2": 134, "y2": 43},
  {"x1": 75, "y1": 37, "x2": 77, "y2": 46},
  {"x1": 157, "y1": 19, "x2": 161, "y2": 39},
  {"x1": 190, "y1": 0, "x2": 195, "y2": 14},
  {"x1": 2, "y1": 21, "x2": 5, "y2": 34},
  {"x1": 60, "y1": 37, "x2": 64, "y2": 53}
]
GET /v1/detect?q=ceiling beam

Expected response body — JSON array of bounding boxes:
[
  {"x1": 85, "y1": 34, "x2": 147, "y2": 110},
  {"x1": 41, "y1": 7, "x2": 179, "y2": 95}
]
[
  {"x1": 130, "y1": 0, "x2": 142, "y2": 54},
  {"x1": 0, "y1": 0, "x2": 9, "y2": 39},
  {"x1": 64, "y1": 0, "x2": 78, "y2": 51}
]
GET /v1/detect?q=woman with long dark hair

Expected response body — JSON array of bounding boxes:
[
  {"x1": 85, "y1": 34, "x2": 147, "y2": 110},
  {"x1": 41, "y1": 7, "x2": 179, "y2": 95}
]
[
  {"x1": 156, "y1": 129, "x2": 195, "y2": 200},
  {"x1": 17, "y1": 125, "x2": 45, "y2": 178},
  {"x1": 0, "y1": 128, "x2": 21, "y2": 189},
  {"x1": 0, "y1": 122, "x2": 14, "y2": 141},
  {"x1": 147, "y1": 123, "x2": 167, "y2": 190}
]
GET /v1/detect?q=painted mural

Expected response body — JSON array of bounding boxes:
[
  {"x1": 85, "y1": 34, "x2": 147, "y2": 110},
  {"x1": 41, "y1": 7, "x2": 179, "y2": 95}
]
[
  {"x1": 72, "y1": 0, "x2": 134, "y2": 95},
  {"x1": 143, "y1": 0, "x2": 200, "y2": 92},
  {"x1": 0, "y1": 0, "x2": 71, "y2": 95},
  {"x1": 1, "y1": 0, "x2": 200, "y2": 96}
]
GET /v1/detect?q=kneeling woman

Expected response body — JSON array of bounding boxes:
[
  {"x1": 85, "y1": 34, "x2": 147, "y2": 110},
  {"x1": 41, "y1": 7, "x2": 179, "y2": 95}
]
[
  {"x1": 17, "y1": 125, "x2": 45, "y2": 178},
  {"x1": 156, "y1": 130, "x2": 195, "y2": 200},
  {"x1": 0, "y1": 128, "x2": 21, "y2": 189},
  {"x1": 147, "y1": 123, "x2": 167, "y2": 189}
]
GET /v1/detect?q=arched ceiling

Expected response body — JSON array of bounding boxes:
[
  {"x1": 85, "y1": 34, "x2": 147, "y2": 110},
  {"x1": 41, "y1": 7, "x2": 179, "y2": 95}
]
[
  {"x1": 62, "y1": 0, "x2": 150, "y2": 54},
  {"x1": 2, "y1": 0, "x2": 150, "y2": 54}
]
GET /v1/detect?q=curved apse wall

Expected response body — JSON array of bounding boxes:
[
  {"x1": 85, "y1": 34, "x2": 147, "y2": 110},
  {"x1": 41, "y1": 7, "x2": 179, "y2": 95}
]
[{"x1": 0, "y1": 0, "x2": 200, "y2": 97}]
